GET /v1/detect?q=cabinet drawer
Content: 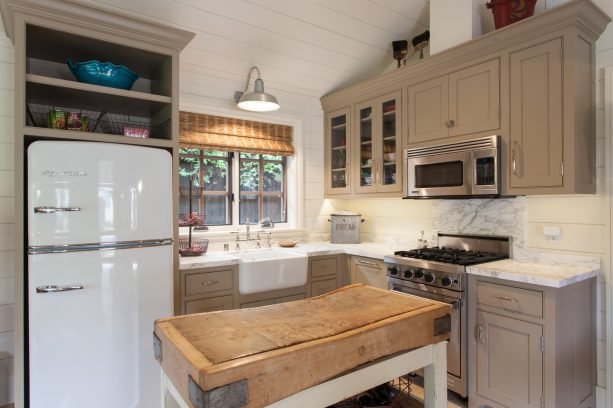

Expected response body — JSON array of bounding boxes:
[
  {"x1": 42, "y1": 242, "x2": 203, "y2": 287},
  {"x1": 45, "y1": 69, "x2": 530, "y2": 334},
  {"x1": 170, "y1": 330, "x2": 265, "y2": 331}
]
[
  {"x1": 275, "y1": 293, "x2": 306, "y2": 304},
  {"x1": 240, "y1": 299, "x2": 275, "y2": 309},
  {"x1": 311, "y1": 278, "x2": 338, "y2": 297},
  {"x1": 185, "y1": 270, "x2": 233, "y2": 296},
  {"x1": 477, "y1": 281, "x2": 543, "y2": 318},
  {"x1": 311, "y1": 258, "x2": 337, "y2": 278},
  {"x1": 185, "y1": 295, "x2": 233, "y2": 314}
]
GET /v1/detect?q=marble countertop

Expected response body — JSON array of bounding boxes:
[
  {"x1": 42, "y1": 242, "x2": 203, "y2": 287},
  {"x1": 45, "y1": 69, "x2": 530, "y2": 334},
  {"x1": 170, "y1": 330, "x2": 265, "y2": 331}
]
[
  {"x1": 466, "y1": 259, "x2": 600, "y2": 288},
  {"x1": 179, "y1": 242, "x2": 398, "y2": 270}
]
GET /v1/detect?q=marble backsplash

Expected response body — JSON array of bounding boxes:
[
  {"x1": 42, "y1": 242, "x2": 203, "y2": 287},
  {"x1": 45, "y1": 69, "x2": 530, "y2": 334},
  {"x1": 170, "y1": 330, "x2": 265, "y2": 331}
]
[{"x1": 432, "y1": 196, "x2": 600, "y2": 265}]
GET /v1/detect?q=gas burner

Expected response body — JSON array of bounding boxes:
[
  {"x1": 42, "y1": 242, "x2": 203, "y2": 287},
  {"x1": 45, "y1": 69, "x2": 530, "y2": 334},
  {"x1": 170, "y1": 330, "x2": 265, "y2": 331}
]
[{"x1": 393, "y1": 247, "x2": 506, "y2": 266}]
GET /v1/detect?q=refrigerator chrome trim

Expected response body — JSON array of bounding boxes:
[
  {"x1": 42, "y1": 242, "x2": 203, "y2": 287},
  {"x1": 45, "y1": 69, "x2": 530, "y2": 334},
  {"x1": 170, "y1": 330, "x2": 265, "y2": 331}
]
[{"x1": 27, "y1": 238, "x2": 174, "y2": 255}]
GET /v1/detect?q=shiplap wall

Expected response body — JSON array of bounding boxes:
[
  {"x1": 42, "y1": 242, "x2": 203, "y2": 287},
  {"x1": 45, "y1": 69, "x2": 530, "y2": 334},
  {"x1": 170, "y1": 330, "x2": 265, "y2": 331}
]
[{"x1": 0, "y1": 17, "x2": 14, "y2": 406}]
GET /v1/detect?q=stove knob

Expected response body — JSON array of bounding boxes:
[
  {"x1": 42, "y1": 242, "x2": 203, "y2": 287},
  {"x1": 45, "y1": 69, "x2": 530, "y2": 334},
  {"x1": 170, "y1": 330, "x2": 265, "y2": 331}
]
[
  {"x1": 441, "y1": 276, "x2": 453, "y2": 287},
  {"x1": 403, "y1": 269, "x2": 414, "y2": 279},
  {"x1": 388, "y1": 266, "x2": 399, "y2": 276},
  {"x1": 414, "y1": 269, "x2": 424, "y2": 279},
  {"x1": 424, "y1": 272, "x2": 436, "y2": 283}
]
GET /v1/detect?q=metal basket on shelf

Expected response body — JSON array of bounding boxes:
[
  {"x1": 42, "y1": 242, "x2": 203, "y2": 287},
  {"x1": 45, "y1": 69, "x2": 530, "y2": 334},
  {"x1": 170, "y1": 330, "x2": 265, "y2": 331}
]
[
  {"x1": 178, "y1": 238, "x2": 209, "y2": 257},
  {"x1": 179, "y1": 212, "x2": 206, "y2": 227},
  {"x1": 26, "y1": 103, "x2": 170, "y2": 138}
]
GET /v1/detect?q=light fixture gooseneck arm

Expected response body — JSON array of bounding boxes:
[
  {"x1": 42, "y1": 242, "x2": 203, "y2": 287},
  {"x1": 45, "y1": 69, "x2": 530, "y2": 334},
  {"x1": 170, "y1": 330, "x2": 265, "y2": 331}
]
[{"x1": 241, "y1": 66, "x2": 261, "y2": 95}]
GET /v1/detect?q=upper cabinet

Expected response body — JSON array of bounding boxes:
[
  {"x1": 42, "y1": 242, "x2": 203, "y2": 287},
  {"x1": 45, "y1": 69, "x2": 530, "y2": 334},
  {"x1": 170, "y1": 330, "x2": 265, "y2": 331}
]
[
  {"x1": 354, "y1": 91, "x2": 402, "y2": 194},
  {"x1": 320, "y1": 0, "x2": 609, "y2": 197},
  {"x1": 506, "y1": 32, "x2": 598, "y2": 195},
  {"x1": 407, "y1": 59, "x2": 500, "y2": 145},
  {"x1": 325, "y1": 107, "x2": 351, "y2": 195},
  {"x1": 509, "y1": 39, "x2": 563, "y2": 190}
]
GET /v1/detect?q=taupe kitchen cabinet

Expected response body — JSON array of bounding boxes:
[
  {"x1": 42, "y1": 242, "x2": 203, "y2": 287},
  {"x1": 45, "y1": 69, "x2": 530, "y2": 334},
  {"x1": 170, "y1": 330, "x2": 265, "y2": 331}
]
[
  {"x1": 353, "y1": 90, "x2": 402, "y2": 194},
  {"x1": 180, "y1": 266, "x2": 236, "y2": 314},
  {"x1": 407, "y1": 59, "x2": 500, "y2": 145},
  {"x1": 350, "y1": 256, "x2": 387, "y2": 289},
  {"x1": 507, "y1": 34, "x2": 596, "y2": 194},
  {"x1": 238, "y1": 287, "x2": 307, "y2": 309},
  {"x1": 325, "y1": 107, "x2": 352, "y2": 195},
  {"x1": 310, "y1": 254, "x2": 347, "y2": 296},
  {"x1": 468, "y1": 275, "x2": 596, "y2": 408}
]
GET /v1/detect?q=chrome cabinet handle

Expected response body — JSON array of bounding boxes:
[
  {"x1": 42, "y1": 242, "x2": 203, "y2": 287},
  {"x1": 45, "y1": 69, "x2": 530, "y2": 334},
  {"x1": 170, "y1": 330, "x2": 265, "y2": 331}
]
[
  {"x1": 477, "y1": 325, "x2": 486, "y2": 345},
  {"x1": 495, "y1": 295, "x2": 518, "y2": 302},
  {"x1": 36, "y1": 285, "x2": 83, "y2": 293},
  {"x1": 201, "y1": 280, "x2": 219, "y2": 286},
  {"x1": 34, "y1": 206, "x2": 82, "y2": 214},
  {"x1": 512, "y1": 141, "x2": 520, "y2": 175},
  {"x1": 357, "y1": 260, "x2": 378, "y2": 267}
]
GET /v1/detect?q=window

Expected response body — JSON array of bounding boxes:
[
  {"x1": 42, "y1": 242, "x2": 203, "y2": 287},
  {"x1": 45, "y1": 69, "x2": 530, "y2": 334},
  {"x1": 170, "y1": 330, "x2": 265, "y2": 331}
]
[{"x1": 179, "y1": 148, "x2": 287, "y2": 226}]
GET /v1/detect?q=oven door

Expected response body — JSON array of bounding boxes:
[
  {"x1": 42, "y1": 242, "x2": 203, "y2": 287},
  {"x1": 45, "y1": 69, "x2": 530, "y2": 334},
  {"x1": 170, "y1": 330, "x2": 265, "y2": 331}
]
[
  {"x1": 389, "y1": 283, "x2": 462, "y2": 378},
  {"x1": 405, "y1": 151, "x2": 471, "y2": 197}
]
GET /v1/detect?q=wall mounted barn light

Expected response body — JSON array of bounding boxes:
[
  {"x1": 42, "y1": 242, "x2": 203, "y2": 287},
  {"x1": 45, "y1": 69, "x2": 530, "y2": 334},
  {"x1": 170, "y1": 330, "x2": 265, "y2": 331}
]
[{"x1": 233, "y1": 66, "x2": 280, "y2": 112}]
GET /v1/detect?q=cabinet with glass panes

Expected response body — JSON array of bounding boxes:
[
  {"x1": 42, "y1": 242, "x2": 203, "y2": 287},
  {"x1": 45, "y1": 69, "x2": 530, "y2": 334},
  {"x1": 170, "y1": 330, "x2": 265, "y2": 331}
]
[
  {"x1": 353, "y1": 90, "x2": 402, "y2": 194},
  {"x1": 325, "y1": 107, "x2": 352, "y2": 195}
]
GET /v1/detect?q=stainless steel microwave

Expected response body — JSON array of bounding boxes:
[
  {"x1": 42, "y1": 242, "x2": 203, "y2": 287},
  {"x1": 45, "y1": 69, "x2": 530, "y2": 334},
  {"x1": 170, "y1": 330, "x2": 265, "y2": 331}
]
[{"x1": 404, "y1": 135, "x2": 500, "y2": 198}]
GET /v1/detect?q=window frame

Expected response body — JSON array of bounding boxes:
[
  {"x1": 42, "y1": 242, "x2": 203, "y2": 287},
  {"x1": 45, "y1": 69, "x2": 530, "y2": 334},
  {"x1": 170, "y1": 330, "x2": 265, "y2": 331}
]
[{"x1": 179, "y1": 148, "x2": 289, "y2": 230}]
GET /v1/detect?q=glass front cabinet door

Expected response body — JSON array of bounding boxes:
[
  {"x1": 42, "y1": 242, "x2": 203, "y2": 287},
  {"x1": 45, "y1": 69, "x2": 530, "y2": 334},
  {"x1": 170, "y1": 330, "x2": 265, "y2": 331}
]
[
  {"x1": 353, "y1": 90, "x2": 402, "y2": 194},
  {"x1": 325, "y1": 107, "x2": 351, "y2": 195}
]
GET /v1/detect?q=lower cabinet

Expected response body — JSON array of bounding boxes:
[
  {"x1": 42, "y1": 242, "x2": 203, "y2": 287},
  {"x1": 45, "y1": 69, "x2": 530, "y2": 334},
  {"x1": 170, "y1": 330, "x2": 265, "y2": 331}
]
[
  {"x1": 350, "y1": 256, "x2": 387, "y2": 289},
  {"x1": 310, "y1": 255, "x2": 346, "y2": 296},
  {"x1": 180, "y1": 265, "x2": 237, "y2": 314},
  {"x1": 476, "y1": 311, "x2": 543, "y2": 408},
  {"x1": 468, "y1": 275, "x2": 596, "y2": 408}
]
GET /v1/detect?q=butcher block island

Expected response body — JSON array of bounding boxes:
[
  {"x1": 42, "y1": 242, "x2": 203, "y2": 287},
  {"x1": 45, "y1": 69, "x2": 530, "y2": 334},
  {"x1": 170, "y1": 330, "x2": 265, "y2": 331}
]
[{"x1": 154, "y1": 284, "x2": 452, "y2": 407}]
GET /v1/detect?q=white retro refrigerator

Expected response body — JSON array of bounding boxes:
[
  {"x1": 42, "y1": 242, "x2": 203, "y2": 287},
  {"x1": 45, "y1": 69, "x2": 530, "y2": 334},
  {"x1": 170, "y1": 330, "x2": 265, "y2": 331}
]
[{"x1": 27, "y1": 141, "x2": 174, "y2": 407}]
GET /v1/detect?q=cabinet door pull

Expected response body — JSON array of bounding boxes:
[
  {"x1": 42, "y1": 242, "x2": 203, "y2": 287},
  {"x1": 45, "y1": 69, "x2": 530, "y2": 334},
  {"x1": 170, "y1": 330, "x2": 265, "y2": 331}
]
[
  {"x1": 477, "y1": 325, "x2": 486, "y2": 345},
  {"x1": 495, "y1": 294, "x2": 518, "y2": 302},
  {"x1": 201, "y1": 280, "x2": 219, "y2": 286},
  {"x1": 357, "y1": 260, "x2": 378, "y2": 267},
  {"x1": 446, "y1": 119, "x2": 455, "y2": 128},
  {"x1": 512, "y1": 141, "x2": 520, "y2": 175},
  {"x1": 319, "y1": 265, "x2": 330, "y2": 270}
]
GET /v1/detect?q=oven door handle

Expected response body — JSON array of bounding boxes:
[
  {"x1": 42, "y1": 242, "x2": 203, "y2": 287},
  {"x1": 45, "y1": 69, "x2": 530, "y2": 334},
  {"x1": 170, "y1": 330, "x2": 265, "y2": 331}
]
[{"x1": 450, "y1": 300, "x2": 461, "y2": 310}]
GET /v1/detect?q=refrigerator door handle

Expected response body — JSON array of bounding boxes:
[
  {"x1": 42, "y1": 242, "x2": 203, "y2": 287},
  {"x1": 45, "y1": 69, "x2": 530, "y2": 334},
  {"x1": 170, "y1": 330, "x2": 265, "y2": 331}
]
[
  {"x1": 34, "y1": 206, "x2": 82, "y2": 214},
  {"x1": 36, "y1": 284, "x2": 84, "y2": 293}
]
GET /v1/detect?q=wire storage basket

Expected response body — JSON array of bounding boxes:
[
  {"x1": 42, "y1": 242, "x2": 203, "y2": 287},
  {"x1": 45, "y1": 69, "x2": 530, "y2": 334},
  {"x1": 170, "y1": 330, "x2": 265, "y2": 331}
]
[
  {"x1": 26, "y1": 103, "x2": 170, "y2": 138},
  {"x1": 179, "y1": 212, "x2": 206, "y2": 227},
  {"x1": 178, "y1": 238, "x2": 209, "y2": 257}
]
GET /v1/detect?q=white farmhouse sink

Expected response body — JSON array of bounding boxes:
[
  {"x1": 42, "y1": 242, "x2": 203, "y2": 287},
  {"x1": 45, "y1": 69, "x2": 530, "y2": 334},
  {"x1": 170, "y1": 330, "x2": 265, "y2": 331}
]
[{"x1": 238, "y1": 249, "x2": 308, "y2": 295}]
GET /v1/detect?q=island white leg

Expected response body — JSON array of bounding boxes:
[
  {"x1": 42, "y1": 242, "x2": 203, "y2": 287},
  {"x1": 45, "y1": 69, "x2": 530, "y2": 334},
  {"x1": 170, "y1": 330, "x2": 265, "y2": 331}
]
[
  {"x1": 423, "y1": 341, "x2": 447, "y2": 408},
  {"x1": 161, "y1": 369, "x2": 186, "y2": 408}
]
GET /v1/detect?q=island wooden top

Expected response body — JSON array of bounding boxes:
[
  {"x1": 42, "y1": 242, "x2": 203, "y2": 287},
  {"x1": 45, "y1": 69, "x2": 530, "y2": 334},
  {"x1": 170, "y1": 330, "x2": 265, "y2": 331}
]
[{"x1": 154, "y1": 284, "x2": 451, "y2": 408}]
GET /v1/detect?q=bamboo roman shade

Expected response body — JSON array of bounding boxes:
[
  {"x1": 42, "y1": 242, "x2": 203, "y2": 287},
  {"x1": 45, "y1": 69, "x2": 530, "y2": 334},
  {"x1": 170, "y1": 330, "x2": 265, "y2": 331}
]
[{"x1": 179, "y1": 111, "x2": 294, "y2": 155}]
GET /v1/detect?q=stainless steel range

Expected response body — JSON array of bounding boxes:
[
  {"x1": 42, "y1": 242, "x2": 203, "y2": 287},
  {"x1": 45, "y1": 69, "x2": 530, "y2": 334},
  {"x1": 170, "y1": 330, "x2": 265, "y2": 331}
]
[{"x1": 383, "y1": 233, "x2": 510, "y2": 398}]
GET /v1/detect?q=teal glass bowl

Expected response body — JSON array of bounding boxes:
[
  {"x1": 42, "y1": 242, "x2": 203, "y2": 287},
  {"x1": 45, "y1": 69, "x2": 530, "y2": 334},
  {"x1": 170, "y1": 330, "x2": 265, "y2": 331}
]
[{"x1": 67, "y1": 59, "x2": 139, "y2": 90}]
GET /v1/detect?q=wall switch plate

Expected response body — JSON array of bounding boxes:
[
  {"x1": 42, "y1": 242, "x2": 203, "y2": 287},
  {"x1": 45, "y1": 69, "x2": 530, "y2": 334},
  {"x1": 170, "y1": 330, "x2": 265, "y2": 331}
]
[{"x1": 543, "y1": 225, "x2": 561, "y2": 242}]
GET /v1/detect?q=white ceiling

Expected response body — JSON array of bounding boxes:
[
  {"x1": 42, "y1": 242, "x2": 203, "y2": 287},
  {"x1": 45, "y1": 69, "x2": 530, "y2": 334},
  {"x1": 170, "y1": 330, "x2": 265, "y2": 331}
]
[{"x1": 87, "y1": 0, "x2": 430, "y2": 100}]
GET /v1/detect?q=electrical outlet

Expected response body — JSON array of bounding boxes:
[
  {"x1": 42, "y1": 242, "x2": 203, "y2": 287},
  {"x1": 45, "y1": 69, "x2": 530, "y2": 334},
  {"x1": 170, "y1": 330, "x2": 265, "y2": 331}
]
[{"x1": 543, "y1": 225, "x2": 561, "y2": 243}]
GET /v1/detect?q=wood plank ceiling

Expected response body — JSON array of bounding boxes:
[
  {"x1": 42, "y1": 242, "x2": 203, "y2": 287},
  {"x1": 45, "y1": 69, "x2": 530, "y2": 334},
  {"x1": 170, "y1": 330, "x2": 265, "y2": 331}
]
[{"x1": 87, "y1": 0, "x2": 430, "y2": 100}]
